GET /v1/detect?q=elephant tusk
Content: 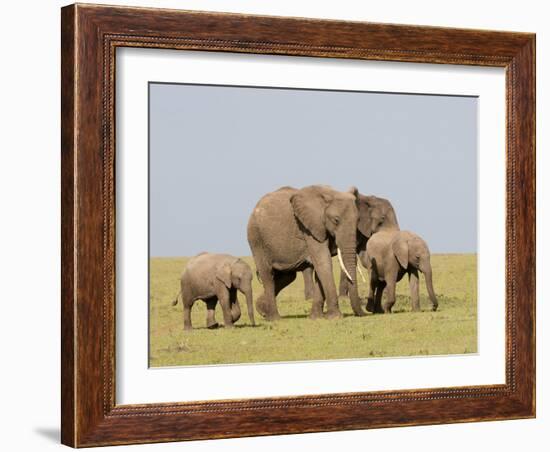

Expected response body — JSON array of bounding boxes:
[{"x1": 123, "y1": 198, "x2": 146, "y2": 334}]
[
  {"x1": 337, "y1": 248, "x2": 353, "y2": 282},
  {"x1": 357, "y1": 264, "x2": 366, "y2": 283}
]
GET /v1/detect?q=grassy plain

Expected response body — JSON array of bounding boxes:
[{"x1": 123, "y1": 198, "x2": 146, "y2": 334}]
[{"x1": 149, "y1": 254, "x2": 477, "y2": 367}]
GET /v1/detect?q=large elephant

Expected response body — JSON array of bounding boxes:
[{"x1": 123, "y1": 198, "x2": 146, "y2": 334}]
[
  {"x1": 363, "y1": 231, "x2": 438, "y2": 313},
  {"x1": 172, "y1": 253, "x2": 256, "y2": 330},
  {"x1": 336, "y1": 193, "x2": 398, "y2": 297},
  {"x1": 247, "y1": 185, "x2": 366, "y2": 320},
  {"x1": 304, "y1": 193, "x2": 400, "y2": 300}
]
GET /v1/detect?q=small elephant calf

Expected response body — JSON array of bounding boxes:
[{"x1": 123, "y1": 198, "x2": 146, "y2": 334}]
[
  {"x1": 172, "y1": 253, "x2": 256, "y2": 330},
  {"x1": 363, "y1": 230, "x2": 438, "y2": 314}
]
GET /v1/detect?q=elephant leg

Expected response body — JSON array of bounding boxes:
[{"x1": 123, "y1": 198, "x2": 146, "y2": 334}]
[
  {"x1": 382, "y1": 284, "x2": 395, "y2": 313},
  {"x1": 382, "y1": 277, "x2": 396, "y2": 314},
  {"x1": 309, "y1": 243, "x2": 342, "y2": 319},
  {"x1": 409, "y1": 269, "x2": 420, "y2": 312},
  {"x1": 366, "y1": 270, "x2": 377, "y2": 313},
  {"x1": 182, "y1": 296, "x2": 194, "y2": 331},
  {"x1": 302, "y1": 267, "x2": 315, "y2": 300},
  {"x1": 310, "y1": 270, "x2": 326, "y2": 319},
  {"x1": 179, "y1": 283, "x2": 195, "y2": 331},
  {"x1": 338, "y1": 270, "x2": 350, "y2": 297},
  {"x1": 216, "y1": 288, "x2": 234, "y2": 328},
  {"x1": 255, "y1": 265, "x2": 280, "y2": 321},
  {"x1": 205, "y1": 297, "x2": 219, "y2": 329},
  {"x1": 229, "y1": 288, "x2": 242, "y2": 323},
  {"x1": 255, "y1": 270, "x2": 295, "y2": 320},
  {"x1": 374, "y1": 281, "x2": 386, "y2": 314}
]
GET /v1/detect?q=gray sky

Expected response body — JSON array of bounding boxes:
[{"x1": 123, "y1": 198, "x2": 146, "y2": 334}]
[{"x1": 149, "y1": 83, "x2": 477, "y2": 257}]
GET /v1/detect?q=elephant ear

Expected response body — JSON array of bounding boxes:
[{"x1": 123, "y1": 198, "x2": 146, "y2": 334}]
[
  {"x1": 290, "y1": 187, "x2": 329, "y2": 242},
  {"x1": 392, "y1": 236, "x2": 409, "y2": 269},
  {"x1": 215, "y1": 262, "x2": 232, "y2": 288},
  {"x1": 356, "y1": 195, "x2": 371, "y2": 238},
  {"x1": 348, "y1": 186, "x2": 360, "y2": 201}
]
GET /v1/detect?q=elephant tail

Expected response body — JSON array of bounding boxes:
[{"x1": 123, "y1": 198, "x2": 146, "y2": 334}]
[{"x1": 171, "y1": 290, "x2": 181, "y2": 306}]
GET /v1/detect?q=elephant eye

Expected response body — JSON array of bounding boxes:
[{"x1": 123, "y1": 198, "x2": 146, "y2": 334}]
[{"x1": 332, "y1": 216, "x2": 340, "y2": 225}]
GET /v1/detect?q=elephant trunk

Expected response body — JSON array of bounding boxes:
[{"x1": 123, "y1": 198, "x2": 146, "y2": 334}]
[
  {"x1": 337, "y1": 248, "x2": 353, "y2": 282},
  {"x1": 244, "y1": 288, "x2": 256, "y2": 326},
  {"x1": 422, "y1": 265, "x2": 438, "y2": 311},
  {"x1": 340, "y1": 247, "x2": 367, "y2": 317}
]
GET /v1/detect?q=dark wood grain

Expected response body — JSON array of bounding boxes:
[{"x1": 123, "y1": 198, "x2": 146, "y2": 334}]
[
  {"x1": 61, "y1": 3, "x2": 536, "y2": 447},
  {"x1": 60, "y1": 5, "x2": 76, "y2": 446}
]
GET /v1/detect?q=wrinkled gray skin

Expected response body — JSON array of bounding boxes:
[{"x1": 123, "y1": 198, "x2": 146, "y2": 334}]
[
  {"x1": 172, "y1": 253, "x2": 256, "y2": 330},
  {"x1": 247, "y1": 185, "x2": 366, "y2": 320},
  {"x1": 364, "y1": 230, "x2": 438, "y2": 314},
  {"x1": 302, "y1": 193, "x2": 390, "y2": 300},
  {"x1": 337, "y1": 193, "x2": 389, "y2": 298}
]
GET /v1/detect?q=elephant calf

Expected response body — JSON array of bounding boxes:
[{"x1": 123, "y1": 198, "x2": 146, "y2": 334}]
[
  {"x1": 172, "y1": 253, "x2": 256, "y2": 330},
  {"x1": 363, "y1": 230, "x2": 438, "y2": 313}
]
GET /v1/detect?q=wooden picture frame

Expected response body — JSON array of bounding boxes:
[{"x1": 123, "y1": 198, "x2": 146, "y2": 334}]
[{"x1": 61, "y1": 3, "x2": 535, "y2": 447}]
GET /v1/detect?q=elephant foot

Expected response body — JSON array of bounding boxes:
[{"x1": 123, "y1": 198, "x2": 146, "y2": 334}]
[
  {"x1": 263, "y1": 312, "x2": 281, "y2": 321},
  {"x1": 309, "y1": 310, "x2": 324, "y2": 320},
  {"x1": 431, "y1": 302, "x2": 439, "y2": 312},
  {"x1": 366, "y1": 298, "x2": 375, "y2": 313},
  {"x1": 206, "y1": 322, "x2": 219, "y2": 329},
  {"x1": 256, "y1": 296, "x2": 281, "y2": 321},
  {"x1": 256, "y1": 299, "x2": 269, "y2": 318},
  {"x1": 350, "y1": 298, "x2": 367, "y2": 316},
  {"x1": 368, "y1": 299, "x2": 384, "y2": 314},
  {"x1": 324, "y1": 309, "x2": 343, "y2": 320}
]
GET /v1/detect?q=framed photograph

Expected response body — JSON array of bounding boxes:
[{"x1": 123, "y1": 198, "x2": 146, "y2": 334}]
[{"x1": 61, "y1": 3, "x2": 535, "y2": 447}]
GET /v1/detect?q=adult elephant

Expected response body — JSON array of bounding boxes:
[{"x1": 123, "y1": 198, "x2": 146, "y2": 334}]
[
  {"x1": 338, "y1": 194, "x2": 400, "y2": 297},
  {"x1": 303, "y1": 192, "x2": 399, "y2": 300},
  {"x1": 247, "y1": 185, "x2": 366, "y2": 320}
]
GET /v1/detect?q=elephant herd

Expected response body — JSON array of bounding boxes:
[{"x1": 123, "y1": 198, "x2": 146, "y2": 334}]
[{"x1": 173, "y1": 185, "x2": 438, "y2": 330}]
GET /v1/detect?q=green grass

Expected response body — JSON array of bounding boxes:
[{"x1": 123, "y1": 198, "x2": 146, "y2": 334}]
[{"x1": 149, "y1": 254, "x2": 477, "y2": 367}]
